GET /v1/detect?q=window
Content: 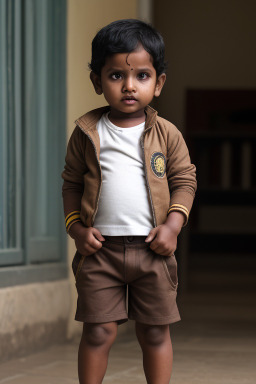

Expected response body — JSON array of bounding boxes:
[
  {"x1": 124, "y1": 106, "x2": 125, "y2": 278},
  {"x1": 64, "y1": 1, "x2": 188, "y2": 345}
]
[{"x1": 0, "y1": 0, "x2": 67, "y2": 286}]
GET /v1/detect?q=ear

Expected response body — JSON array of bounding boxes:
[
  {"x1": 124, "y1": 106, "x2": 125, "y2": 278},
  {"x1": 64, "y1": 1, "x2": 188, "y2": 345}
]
[
  {"x1": 90, "y1": 71, "x2": 103, "y2": 95},
  {"x1": 154, "y1": 73, "x2": 166, "y2": 97}
]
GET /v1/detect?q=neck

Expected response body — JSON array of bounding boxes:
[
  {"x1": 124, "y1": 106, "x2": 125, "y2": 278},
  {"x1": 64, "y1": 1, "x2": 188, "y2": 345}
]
[{"x1": 108, "y1": 109, "x2": 146, "y2": 128}]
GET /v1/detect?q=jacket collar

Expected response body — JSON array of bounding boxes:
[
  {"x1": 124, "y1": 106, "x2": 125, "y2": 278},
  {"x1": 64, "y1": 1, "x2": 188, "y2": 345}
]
[{"x1": 75, "y1": 105, "x2": 158, "y2": 133}]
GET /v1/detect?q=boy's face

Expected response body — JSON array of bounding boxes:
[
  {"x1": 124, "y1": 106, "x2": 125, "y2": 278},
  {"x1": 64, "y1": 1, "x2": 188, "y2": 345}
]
[{"x1": 90, "y1": 46, "x2": 166, "y2": 123}]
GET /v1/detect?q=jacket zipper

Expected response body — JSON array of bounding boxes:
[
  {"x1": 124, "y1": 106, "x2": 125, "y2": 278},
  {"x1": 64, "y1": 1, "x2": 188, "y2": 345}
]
[
  {"x1": 77, "y1": 125, "x2": 102, "y2": 226},
  {"x1": 140, "y1": 133, "x2": 157, "y2": 228}
]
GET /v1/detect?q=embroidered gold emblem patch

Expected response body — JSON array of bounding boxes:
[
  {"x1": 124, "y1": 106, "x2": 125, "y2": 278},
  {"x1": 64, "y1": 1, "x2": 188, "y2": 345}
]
[{"x1": 150, "y1": 152, "x2": 166, "y2": 178}]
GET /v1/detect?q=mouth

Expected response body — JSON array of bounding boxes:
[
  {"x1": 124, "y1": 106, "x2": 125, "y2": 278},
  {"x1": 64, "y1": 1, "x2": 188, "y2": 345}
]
[{"x1": 121, "y1": 96, "x2": 137, "y2": 104}]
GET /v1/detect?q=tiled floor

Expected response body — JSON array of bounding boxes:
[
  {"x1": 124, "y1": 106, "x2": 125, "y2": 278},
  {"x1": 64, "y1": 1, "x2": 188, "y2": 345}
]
[{"x1": 1, "y1": 290, "x2": 256, "y2": 383}]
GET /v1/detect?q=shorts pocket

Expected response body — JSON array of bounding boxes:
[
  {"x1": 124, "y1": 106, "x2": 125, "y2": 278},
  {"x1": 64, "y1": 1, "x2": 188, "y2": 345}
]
[
  {"x1": 72, "y1": 251, "x2": 86, "y2": 281},
  {"x1": 162, "y1": 255, "x2": 178, "y2": 290}
]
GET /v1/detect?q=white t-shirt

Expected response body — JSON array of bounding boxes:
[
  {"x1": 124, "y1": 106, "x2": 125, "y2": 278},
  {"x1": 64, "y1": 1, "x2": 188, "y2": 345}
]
[{"x1": 93, "y1": 113, "x2": 154, "y2": 235}]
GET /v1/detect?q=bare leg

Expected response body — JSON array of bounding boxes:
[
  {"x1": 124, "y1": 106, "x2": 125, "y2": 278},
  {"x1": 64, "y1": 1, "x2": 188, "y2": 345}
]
[
  {"x1": 135, "y1": 322, "x2": 173, "y2": 384},
  {"x1": 78, "y1": 321, "x2": 118, "y2": 384}
]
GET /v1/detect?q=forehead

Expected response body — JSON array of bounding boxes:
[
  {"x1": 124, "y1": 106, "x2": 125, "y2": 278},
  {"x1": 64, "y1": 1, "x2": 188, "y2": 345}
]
[{"x1": 103, "y1": 47, "x2": 154, "y2": 70}]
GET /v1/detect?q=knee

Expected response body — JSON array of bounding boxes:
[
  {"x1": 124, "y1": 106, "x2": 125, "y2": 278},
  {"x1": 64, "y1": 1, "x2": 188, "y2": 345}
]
[
  {"x1": 136, "y1": 324, "x2": 169, "y2": 346},
  {"x1": 82, "y1": 323, "x2": 117, "y2": 347}
]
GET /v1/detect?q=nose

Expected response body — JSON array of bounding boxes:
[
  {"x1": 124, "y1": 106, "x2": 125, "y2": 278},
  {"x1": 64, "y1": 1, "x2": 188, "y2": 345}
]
[{"x1": 122, "y1": 76, "x2": 136, "y2": 93}]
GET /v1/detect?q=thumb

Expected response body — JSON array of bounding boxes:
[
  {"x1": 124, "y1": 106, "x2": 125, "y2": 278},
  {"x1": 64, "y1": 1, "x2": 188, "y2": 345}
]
[
  {"x1": 145, "y1": 228, "x2": 157, "y2": 242},
  {"x1": 92, "y1": 227, "x2": 105, "y2": 242}
]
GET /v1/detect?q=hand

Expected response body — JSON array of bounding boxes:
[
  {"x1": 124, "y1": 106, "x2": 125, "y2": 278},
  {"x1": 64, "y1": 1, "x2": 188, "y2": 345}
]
[
  {"x1": 145, "y1": 224, "x2": 179, "y2": 257},
  {"x1": 69, "y1": 222, "x2": 105, "y2": 257}
]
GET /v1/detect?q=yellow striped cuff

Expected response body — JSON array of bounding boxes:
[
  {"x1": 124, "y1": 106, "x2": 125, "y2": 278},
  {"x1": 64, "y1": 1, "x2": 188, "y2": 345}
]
[
  {"x1": 167, "y1": 204, "x2": 189, "y2": 226},
  {"x1": 66, "y1": 219, "x2": 81, "y2": 232},
  {"x1": 65, "y1": 210, "x2": 80, "y2": 222},
  {"x1": 65, "y1": 211, "x2": 81, "y2": 232}
]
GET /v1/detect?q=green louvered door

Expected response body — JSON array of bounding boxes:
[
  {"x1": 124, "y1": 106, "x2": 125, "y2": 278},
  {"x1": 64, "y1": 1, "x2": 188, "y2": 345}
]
[
  {"x1": 24, "y1": 0, "x2": 66, "y2": 263},
  {"x1": 0, "y1": 0, "x2": 23, "y2": 266},
  {"x1": 0, "y1": 0, "x2": 66, "y2": 269}
]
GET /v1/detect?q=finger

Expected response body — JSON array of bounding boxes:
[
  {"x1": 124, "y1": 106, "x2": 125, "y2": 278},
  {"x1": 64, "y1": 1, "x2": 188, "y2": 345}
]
[
  {"x1": 145, "y1": 229, "x2": 157, "y2": 243},
  {"x1": 78, "y1": 248, "x2": 93, "y2": 257},
  {"x1": 149, "y1": 243, "x2": 160, "y2": 253},
  {"x1": 152, "y1": 245, "x2": 172, "y2": 256},
  {"x1": 151, "y1": 246, "x2": 163, "y2": 254},
  {"x1": 88, "y1": 231, "x2": 104, "y2": 248},
  {"x1": 88, "y1": 236, "x2": 103, "y2": 251},
  {"x1": 92, "y1": 227, "x2": 105, "y2": 242},
  {"x1": 164, "y1": 248, "x2": 176, "y2": 257},
  {"x1": 83, "y1": 235, "x2": 103, "y2": 251},
  {"x1": 162, "y1": 250, "x2": 175, "y2": 257},
  {"x1": 150, "y1": 240, "x2": 163, "y2": 252}
]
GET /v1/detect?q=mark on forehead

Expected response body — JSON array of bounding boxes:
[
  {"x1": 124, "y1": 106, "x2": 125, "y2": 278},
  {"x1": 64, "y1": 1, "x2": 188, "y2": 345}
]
[
  {"x1": 126, "y1": 53, "x2": 133, "y2": 71},
  {"x1": 125, "y1": 54, "x2": 130, "y2": 66}
]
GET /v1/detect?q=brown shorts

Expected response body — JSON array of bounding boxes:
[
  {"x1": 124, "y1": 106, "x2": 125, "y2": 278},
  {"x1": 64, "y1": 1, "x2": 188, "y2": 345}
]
[{"x1": 72, "y1": 235, "x2": 181, "y2": 325}]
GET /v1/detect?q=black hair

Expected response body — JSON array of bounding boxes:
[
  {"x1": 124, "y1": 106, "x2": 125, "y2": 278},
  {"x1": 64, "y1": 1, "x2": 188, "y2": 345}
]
[{"x1": 89, "y1": 19, "x2": 167, "y2": 76}]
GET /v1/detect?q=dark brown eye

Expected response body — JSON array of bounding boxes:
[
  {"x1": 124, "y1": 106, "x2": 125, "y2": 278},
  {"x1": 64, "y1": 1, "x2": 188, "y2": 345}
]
[
  {"x1": 111, "y1": 73, "x2": 122, "y2": 80},
  {"x1": 138, "y1": 72, "x2": 149, "y2": 80}
]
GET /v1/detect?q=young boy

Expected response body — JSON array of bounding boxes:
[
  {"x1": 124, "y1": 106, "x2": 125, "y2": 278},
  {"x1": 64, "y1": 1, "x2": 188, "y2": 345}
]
[{"x1": 62, "y1": 19, "x2": 196, "y2": 384}]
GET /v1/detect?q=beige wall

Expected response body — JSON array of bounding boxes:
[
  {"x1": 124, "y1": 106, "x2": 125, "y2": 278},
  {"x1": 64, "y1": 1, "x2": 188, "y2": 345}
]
[
  {"x1": 66, "y1": 0, "x2": 138, "y2": 337},
  {"x1": 0, "y1": 281, "x2": 70, "y2": 361},
  {"x1": 67, "y1": 0, "x2": 138, "y2": 135},
  {"x1": 154, "y1": 0, "x2": 256, "y2": 131}
]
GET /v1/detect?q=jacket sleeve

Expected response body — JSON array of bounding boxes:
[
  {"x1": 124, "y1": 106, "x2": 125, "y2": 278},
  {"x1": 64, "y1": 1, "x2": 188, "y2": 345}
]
[
  {"x1": 61, "y1": 126, "x2": 87, "y2": 232},
  {"x1": 166, "y1": 128, "x2": 197, "y2": 225}
]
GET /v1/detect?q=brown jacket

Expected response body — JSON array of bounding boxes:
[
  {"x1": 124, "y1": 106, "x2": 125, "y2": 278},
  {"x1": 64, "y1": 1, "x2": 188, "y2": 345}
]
[{"x1": 62, "y1": 105, "x2": 197, "y2": 232}]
